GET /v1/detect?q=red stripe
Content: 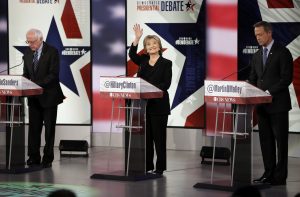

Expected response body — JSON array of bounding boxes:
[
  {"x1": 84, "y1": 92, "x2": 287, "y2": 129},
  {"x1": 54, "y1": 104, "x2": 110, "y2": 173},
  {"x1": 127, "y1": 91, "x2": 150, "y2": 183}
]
[
  {"x1": 61, "y1": 0, "x2": 82, "y2": 38},
  {"x1": 266, "y1": 0, "x2": 294, "y2": 8},
  {"x1": 93, "y1": 92, "x2": 125, "y2": 120},
  {"x1": 99, "y1": 91, "x2": 163, "y2": 99},
  {"x1": 206, "y1": 1, "x2": 237, "y2": 135},
  {"x1": 0, "y1": 89, "x2": 43, "y2": 96},
  {"x1": 205, "y1": 103, "x2": 233, "y2": 136},
  {"x1": 207, "y1": 4, "x2": 237, "y2": 29},
  {"x1": 127, "y1": 60, "x2": 139, "y2": 77},
  {"x1": 207, "y1": 54, "x2": 237, "y2": 80},
  {"x1": 205, "y1": 96, "x2": 272, "y2": 104},
  {"x1": 80, "y1": 63, "x2": 91, "y2": 103},
  {"x1": 185, "y1": 106, "x2": 205, "y2": 127}
]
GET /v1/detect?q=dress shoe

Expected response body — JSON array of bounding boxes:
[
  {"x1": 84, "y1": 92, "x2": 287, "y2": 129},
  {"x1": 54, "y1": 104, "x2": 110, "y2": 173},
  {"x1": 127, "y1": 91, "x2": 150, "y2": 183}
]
[
  {"x1": 270, "y1": 179, "x2": 286, "y2": 186},
  {"x1": 154, "y1": 170, "x2": 164, "y2": 175},
  {"x1": 42, "y1": 162, "x2": 52, "y2": 168},
  {"x1": 253, "y1": 176, "x2": 271, "y2": 184},
  {"x1": 26, "y1": 158, "x2": 40, "y2": 166}
]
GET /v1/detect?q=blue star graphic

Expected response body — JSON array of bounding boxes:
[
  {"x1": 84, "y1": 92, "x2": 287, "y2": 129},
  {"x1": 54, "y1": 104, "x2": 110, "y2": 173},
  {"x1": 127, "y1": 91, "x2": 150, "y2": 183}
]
[{"x1": 14, "y1": 17, "x2": 90, "y2": 96}]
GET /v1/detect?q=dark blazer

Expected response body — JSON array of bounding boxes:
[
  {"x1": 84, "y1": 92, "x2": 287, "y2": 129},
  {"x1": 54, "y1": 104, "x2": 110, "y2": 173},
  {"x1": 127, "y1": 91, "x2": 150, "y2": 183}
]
[
  {"x1": 23, "y1": 42, "x2": 65, "y2": 108},
  {"x1": 129, "y1": 44, "x2": 172, "y2": 115},
  {"x1": 248, "y1": 42, "x2": 293, "y2": 113}
]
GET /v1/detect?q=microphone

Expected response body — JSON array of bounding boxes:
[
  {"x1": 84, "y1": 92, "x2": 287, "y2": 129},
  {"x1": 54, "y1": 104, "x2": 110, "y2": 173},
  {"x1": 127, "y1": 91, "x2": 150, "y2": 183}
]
[
  {"x1": 220, "y1": 64, "x2": 251, "y2": 81},
  {"x1": 115, "y1": 74, "x2": 126, "y2": 77},
  {"x1": 0, "y1": 59, "x2": 24, "y2": 74}
]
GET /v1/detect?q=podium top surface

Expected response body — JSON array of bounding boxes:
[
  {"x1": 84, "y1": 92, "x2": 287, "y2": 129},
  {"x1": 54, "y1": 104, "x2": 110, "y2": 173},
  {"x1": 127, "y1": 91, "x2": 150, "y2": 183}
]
[
  {"x1": 99, "y1": 76, "x2": 163, "y2": 99},
  {"x1": 0, "y1": 75, "x2": 43, "y2": 96},
  {"x1": 204, "y1": 80, "x2": 272, "y2": 104}
]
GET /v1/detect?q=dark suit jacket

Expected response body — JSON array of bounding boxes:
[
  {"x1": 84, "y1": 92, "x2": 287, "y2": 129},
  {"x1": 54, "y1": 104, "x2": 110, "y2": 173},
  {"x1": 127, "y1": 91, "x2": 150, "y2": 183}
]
[
  {"x1": 23, "y1": 42, "x2": 65, "y2": 108},
  {"x1": 129, "y1": 44, "x2": 172, "y2": 115},
  {"x1": 248, "y1": 42, "x2": 293, "y2": 114}
]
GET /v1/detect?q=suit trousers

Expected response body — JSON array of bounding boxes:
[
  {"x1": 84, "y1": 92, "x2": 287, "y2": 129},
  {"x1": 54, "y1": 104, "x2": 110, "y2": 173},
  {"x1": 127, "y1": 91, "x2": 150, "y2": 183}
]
[
  {"x1": 146, "y1": 114, "x2": 168, "y2": 172},
  {"x1": 257, "y1": 109, "x2": 289, "y2": 181},
  {"x1": 28, "y1": 99, "x2": 58, "y2": 164}
]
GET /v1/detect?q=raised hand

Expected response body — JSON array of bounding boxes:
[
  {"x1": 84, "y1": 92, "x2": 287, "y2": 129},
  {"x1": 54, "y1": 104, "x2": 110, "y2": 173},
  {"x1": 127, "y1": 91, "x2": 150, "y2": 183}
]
[{"x1": 133, "y1": 24, "x2": 143, "y2": 46}]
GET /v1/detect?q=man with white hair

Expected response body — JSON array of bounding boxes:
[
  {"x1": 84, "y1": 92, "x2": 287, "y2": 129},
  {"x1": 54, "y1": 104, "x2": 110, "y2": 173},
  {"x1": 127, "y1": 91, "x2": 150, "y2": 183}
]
[{"x1": 23, "y1": 28, "x2": 65, "y2": 168}]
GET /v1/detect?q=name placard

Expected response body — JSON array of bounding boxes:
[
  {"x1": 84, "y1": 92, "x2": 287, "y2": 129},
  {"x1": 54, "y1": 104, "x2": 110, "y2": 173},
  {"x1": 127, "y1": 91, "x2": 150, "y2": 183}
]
[
  {"x1": 0, "y1": 75, "x2": 43, "y2": 96},
  {"x1": 100, "y1": 76, "x2": 163, "y2": 99},
  {"x1": 204, "y1": 80, "x2": 272, "y2": 104}
]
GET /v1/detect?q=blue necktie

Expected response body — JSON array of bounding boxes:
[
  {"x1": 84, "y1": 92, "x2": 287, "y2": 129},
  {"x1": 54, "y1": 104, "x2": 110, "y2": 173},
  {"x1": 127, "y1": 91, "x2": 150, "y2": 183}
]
[
  {"x1": 33, "y1": 51, "x2": 39, "y2": 72},
  {"x1": 263, "y1": 47, "x2": 268, "y2": 67}
]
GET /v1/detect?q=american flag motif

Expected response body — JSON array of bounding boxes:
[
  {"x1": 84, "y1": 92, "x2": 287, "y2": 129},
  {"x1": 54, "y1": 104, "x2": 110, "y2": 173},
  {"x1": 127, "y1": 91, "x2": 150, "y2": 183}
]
[
  {"x1": 205, "y1": 0, "x2": 237, "y2": 135},
  {"x1": 92, "y1": 0, "x2": 126, "y2": 132},
  {"x1": 0, "y1": 1, "x2": 8, "y2": 73},
  {"x1": 2, "y1": 0, "x2": 299, "y2": 132}
]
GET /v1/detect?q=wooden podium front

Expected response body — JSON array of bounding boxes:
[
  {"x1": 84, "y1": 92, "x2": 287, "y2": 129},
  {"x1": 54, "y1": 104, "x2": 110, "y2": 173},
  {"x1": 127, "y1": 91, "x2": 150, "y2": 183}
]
[
  {"x1": 91, "y1": 76, "x2": 163, "y2": 181},
  {"x1": 0, "y1": 75, "x2": 42, "y2": 173},
  {"x1": 194, "y1": 80, "x2": 272, "y2": 191}
]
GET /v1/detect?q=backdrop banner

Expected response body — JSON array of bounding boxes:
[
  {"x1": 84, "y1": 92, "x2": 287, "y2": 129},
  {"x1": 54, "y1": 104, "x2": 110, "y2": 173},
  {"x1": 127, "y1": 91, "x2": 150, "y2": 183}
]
[
  {"x1": 127, "y1": 0, "x2": 206, "y2": 128},
  {"x1": 8, "y1": 0, "x2": 91, "y2": 124},
  {"x1": 238, "y1": 0, "x2": 300, "y2": 132}
]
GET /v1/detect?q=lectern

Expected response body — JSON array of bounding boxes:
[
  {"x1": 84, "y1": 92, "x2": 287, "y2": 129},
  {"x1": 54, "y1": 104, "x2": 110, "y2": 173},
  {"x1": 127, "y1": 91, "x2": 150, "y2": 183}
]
[
  {"x1": 91, "y1": 76, "x2": 163, "y2": 181},
  {"x1": 0, "y1": 75, "x2": 43, "y2": 173},
  {"x1": 194, "y1": 80, "x2": 272, "y2": 191}
]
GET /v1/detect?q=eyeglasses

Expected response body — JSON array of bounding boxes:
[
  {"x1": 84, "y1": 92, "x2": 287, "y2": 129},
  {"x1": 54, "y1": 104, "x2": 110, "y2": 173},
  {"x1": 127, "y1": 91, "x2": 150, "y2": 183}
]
[{"x1": 25, "y1": 39, "x2": 39, "y2": 45}]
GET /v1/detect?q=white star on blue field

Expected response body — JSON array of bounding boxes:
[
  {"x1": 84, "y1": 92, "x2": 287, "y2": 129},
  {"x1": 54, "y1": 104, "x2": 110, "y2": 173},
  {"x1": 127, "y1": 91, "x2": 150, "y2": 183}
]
[{"x1": 92, "y1": 0, "x2": 125, "y2": 66}]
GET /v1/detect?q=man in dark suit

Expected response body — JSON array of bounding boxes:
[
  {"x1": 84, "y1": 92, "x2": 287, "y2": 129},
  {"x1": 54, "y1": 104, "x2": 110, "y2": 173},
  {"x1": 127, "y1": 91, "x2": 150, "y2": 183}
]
[
  {"x1": 23, "y1": 28, "x2": 65, "y2": 168},
  {"x1": 248, "y1": 21, "x2": 293, "y2": 185}
]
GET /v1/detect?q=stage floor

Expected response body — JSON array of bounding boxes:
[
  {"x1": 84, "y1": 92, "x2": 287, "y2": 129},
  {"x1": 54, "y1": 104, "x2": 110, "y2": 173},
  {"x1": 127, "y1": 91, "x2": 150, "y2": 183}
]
[{"x1": 0, "y1": 147, "x2": 299, "y2": 197}]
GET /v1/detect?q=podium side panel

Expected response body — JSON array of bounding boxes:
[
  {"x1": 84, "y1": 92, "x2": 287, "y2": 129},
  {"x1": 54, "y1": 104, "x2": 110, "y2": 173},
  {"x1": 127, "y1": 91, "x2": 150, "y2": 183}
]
[
  {"x1": 6, "y1": 125, "x2": 25, "y2": 167},
  {"x1": 125, "y1": 100, "x2": 146, "y2": 175},
  {"x1": 0, "y1": 124, "x2": 6, "y2": 167},
  {"x1": 4, "y1": 97, "x2": 26, "y2": 168},
  {"x1": 232, "y1": 105, "x2": 254, "y2": 184}
]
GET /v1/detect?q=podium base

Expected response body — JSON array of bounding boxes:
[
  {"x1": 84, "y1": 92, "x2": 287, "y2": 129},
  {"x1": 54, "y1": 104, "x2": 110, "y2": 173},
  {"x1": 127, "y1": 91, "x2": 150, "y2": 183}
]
[
  {"x1": 193, "y1": 180, "x2": 271, "y2": 191},
  {"x1": 0, "y1": 165, "x2": 43, "y2": 174},
  {"x1": 90, "y1": 172, "x2": 162, "y2": 181}
]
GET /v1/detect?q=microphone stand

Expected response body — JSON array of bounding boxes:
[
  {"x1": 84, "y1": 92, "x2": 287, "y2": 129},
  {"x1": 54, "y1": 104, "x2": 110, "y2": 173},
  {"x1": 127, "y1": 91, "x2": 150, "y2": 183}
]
[
  {"x1": 0, "y1": 59, "x2": 24, "y2": 74},
  {"x1": 220, "y1": 64, "x2": 251, "y2": 81}
]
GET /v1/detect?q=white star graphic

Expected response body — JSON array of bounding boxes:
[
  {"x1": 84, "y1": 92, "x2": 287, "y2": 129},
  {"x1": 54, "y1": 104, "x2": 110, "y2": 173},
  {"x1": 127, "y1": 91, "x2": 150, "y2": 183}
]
[
  {"x1": 92, "y1": 21, "x2": 104, "y2": 36},
  {"x1": 109, "y1": 4, "x2": 125, "y2": 19},
  {"x1": 107, "y1": 40, "x2": 125, "y2": 56},
  {"x1": 0, "y1": 19, "x2": 7, "y2": 32},
  {"x1": 194, "y1": 38, "x2": 200, "y2": 44},
  {"x1": 81, "y1": 49, "x2": 87, "y2": 55}
]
